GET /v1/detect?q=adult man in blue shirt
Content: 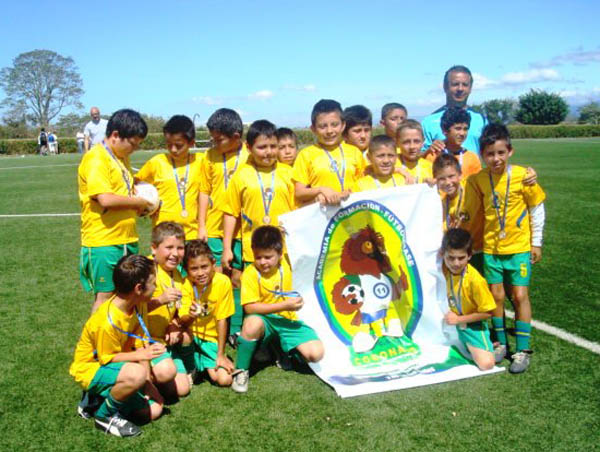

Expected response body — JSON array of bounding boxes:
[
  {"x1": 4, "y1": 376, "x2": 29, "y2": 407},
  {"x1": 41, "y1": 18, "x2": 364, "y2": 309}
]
[{"x1": 421, "y1": 65, "x2": 487, "y2": 156}]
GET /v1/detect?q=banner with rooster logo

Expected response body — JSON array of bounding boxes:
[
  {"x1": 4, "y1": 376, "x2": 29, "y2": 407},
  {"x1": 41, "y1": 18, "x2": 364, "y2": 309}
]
[{"x1": 279, "y1": 185, "x2": 502, "y2": 398}]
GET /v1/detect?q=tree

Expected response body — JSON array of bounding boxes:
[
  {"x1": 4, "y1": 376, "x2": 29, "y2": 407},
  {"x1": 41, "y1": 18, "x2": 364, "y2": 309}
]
[
  {"x1": 478, "y1": 99, "x2": 517, "y2": 125},
  {"x1": 515, "y1": 89, "x2": 568, "y2": 125},
  {"x1": 0, "y1": 50, "x2": 84, "y2": 128},
  {"x1": 578, "y1": 102, "x2": 600, "y2": 125}
]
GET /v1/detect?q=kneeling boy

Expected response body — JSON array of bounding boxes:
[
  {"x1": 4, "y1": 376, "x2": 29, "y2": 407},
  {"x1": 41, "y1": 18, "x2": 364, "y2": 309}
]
[
  {"x1": 232, "y1": 226, "x2": 324, "y2": 393},
  {"x1": 69, "y1": 255, "x2": 171, "y2": 437},
  {"x1": 441, "y1": 228, "x2": 496, "y2": 371}
]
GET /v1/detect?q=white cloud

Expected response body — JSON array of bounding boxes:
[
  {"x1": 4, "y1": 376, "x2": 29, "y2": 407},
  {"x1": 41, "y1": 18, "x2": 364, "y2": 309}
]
[
  {"x1": 531, "y1": 47, "x2": 600, "y2": 68},
  {"x1": 472, "y1": 73, "x2": 498, "y2": 90},
  {"x1": 412, "y1": 96, "x2": 445, "y2": 107},
  {"x1": 556, "y1": 87, "x2": 600, "y2": 105},
  {"x1": 248, "y1": 90, "x2": 274, "y2": 100},
  {"x1": 282, "y1": 83, "x2": 317, "y2": 92},
  {"x1": 501, "y1": 69, "x2": 561, "y2": 84}
]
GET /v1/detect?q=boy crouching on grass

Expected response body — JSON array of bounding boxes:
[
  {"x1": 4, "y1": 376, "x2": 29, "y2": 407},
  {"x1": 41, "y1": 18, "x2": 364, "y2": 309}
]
[
  {"x1": 441, "y1": 228, "x2": 495, "y2": 371},
  {"x1": 177, "y1": 240, "x2": 235, "y2": 387},
  {"x1": 231, "y1": 226, "x2": 324, "y2": 393},
  {"x1": 70, "y1": 255, "x2": 174, "y2": 438}
]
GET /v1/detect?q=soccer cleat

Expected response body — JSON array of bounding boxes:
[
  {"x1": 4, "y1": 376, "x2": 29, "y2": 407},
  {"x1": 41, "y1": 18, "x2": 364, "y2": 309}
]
[
  {"x1": 231, "y1": 370, "x2": 249, "y2": 393},
  {"x1": 493, "y1": 343, "x2": 507, "y2": 364},
  {"x1": 77, "y1": 391, "x2": 101, "y2": 420},
  {"x1": 509, "y1": 350, "x2": 532, "y2": 374},
  {"x1": 77, "y1": 404, "x2": 93, "y2": 420},
  {"x1": 227, "y1": 332, "x2": 240, "y2": 349},
  {"x1": 94, "y1": 415, "x2": 142, "y2": 437}
]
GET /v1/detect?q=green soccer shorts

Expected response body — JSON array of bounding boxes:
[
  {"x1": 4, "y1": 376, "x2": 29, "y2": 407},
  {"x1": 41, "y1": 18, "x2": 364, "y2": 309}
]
[
  {"x1": 207, "y1": 237, "x2": 242, "y2": 270},
  {"x1": 483, "y1": 252, "x2": 531, "y2": 286},
  {"x1": 79, "y1": 243, "x2": 139, "y2": 294}
]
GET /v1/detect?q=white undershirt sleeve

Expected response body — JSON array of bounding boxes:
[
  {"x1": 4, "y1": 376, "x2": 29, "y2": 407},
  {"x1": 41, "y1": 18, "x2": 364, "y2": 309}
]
[{"x1": 529, "y1": 203, "x2": 545, "y2": 247}]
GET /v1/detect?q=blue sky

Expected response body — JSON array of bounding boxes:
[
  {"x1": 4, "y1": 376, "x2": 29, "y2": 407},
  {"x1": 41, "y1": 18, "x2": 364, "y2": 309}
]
[{"x1": 1, "y1": 0, "x2": 599, "y2": 127}]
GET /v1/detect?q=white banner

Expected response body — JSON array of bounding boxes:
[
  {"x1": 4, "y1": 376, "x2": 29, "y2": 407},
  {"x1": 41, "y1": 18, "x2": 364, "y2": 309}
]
[{"x1": 279, "y1": 185, "x2": 502, "y2": 398}]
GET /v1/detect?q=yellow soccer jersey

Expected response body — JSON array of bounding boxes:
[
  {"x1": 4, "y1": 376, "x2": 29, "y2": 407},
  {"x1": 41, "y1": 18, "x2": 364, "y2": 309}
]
[
  {"x1": 241, "y1": 260, "x2": 297, "y2": 321},
  {"x1": 355, "y1": 173, "x2": 406, "y2": 192},
  {"x1": 199, "y1": 145, "x2": 249, "y2": 238},
  {"x1": 292, "y1": 142, "x2": 365, "y2": 193},
  {"x1": 78, "y1": 143, "x2": 138, "y2": 247},
  {"x1": 69, "y1": 297, "x2": 149, "y2": 389},
  {"x1": 222, "y1": 162, "x2": 295, "y2": 262},
  {"x1": 463, "y1": 166, "x2": 546, "y2": 255},
  {"x1": 444, "y1": 264, "x2": 496, "y2": 316},
  {"x1": 398, "y1": 157, "x2": 433, "y2": 183},
  {"x1": 179, "y1": 272, "x2": 234, "y2": 342},
  {"x1": 142, "y1": 261, "x2": 188, "y2": 346},
  {"x1": 135, "y1": 152, "x2": 203, "y2": 240}
]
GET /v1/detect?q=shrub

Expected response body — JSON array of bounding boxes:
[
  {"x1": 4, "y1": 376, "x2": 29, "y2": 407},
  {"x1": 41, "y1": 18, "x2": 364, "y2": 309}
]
[{"x1": 516, "y1": 89, "x2": 569, "y2": 125}]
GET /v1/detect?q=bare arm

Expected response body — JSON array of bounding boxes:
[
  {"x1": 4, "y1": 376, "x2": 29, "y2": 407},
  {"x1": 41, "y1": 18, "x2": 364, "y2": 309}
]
[
  {"x1": 243, "y1": 297, "x2": 303, "y2": 315},
  {"x1": 95, "y1": 193, "x2": 148, "y2": 211},
  {"x1": 198, "y1": 192, "x2": 209, "y2": 241},
  {"x1": 222, "y1": 214, "x2": 237, "y2": 271},
  {"x1": 445, "y1": 311, "x2": 492, "y2": 325}
]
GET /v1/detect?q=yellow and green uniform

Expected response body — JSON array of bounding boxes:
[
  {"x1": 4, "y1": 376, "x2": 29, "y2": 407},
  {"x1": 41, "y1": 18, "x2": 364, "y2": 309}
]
[
  {"x1": 199, "y1": 145, "x2": 249, "y2": 239},
  {"x1": 397, "y1": 157, "x2": 433, "y2": 183},
  {"x1": 78, "y1": 143, "x2": 138, "y2": 247},
  {"x1": 292, "y1": 142, "x2": 365, "y2": 194},
  {"x1": 444, "y1": 264, "x2": 495, "y2": 351},
  {"x1": 70, "y1": 298, "x2": 149, "y2": 389},
  {"x1": 142, "y1": 260, "x2": 187, "y2": 346},
  {"x1": 135, "y1": 152, "x2": 203, "y2": 240},
  {"x1": 179, "y1": 272, "x2": 234, "y2": 342},
  {"x1": 241, "y1": 260, "x2": 297, "y2": 321},
  {"x1": 462, "y1": 166, "x2": 546, "y2": 256},
  {"x1": 236, "y1": 261, "x2": 319, "y2": 369},
  {"x1": 222, "y1": 162, "x2": 295, "y2": 262},
  {"x1": 354, "y1": 173, "x2": 406, "y2": 192}
]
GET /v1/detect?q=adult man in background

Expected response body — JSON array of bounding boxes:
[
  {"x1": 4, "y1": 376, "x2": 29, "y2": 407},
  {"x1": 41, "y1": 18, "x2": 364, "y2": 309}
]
[
  {"x1": 421, "y1": 65, "x2": 487, "y2": 155},
  {"x1": 83, "y1": 107, "x2": 108, "y2": 152}
]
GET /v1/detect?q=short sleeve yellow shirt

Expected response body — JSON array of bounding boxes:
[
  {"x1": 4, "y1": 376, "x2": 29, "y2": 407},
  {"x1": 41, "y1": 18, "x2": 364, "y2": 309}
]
[
  {"x1": 69, "y1": 297, "x2": 149, "y2": 389},
  {"x1": 463, "y1": 166, "x2": 546, "y2": 255},
  {"x1": 222, "y1": 163, "x2": 295, "y2": 262},
  {"x1": 135, "y1": 152, "x2": 203, "y2": 240},
  {"x1": 399, "y1": 157, "x2": 433, "y2": 183},
  {"x1": 241, "y1": 260, "x2": 297, "y2": 321},
  {"x1": 292, "y1": 142, "x2": 365, "y2": 192},
  {"x1": 78, "y1": 143, "x2": 138, "y2": 247},
  {"x1": 355, "y1": 174, "x2": 406, "y2": 192},
  {"x1": 445, "y1": 264, "x2": 496, "y2": 315},
  {"x1": 199, "y1": 145, "x2": 249, "y2": 238},
  {"x1": 179, "y1": 272, "x2": 234, "y2": 342}
]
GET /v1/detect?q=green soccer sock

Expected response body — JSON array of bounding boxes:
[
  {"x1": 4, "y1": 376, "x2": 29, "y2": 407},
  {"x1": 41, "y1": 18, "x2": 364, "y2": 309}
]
[
  {"x1": 230, "y1": 287, "x2": 243, "y2": 335},
  {"x1": 178, "y1": 343, "x2": 196, "y2": 373},
  {"x1": 492, "y1": 316, "x2": 507, "y2": 345},
  {"x1": 515, "y1": 320, "x2": 532, "y2": 351},
  {"x1": 236, "y1": 336, "x2": 259, "y2": 371},
  {"x1": 95, "y1": 392, "x2": 126, "y2": 419}
]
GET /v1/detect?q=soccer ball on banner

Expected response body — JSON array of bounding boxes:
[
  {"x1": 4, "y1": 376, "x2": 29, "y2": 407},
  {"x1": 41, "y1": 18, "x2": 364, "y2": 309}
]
[{"x1": 134, "y1": 182, "x2": 160, "y2": 216}]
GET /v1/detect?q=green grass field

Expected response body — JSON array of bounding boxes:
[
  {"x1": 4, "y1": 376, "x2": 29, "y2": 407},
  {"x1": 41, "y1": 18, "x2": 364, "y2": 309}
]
[{"x1": 0, "y1": 139, "x2": 599, "y2": 451}]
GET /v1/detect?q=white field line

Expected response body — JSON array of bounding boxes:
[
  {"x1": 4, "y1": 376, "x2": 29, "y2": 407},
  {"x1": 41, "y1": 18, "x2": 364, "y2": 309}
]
[
  {"x1": 0, "y1": 213, "x2": 79, "y2": 218},
  {"x1": 0, "y1": 163, "x2": 79, "y2": 170},
  {"x1": 506, "y1": 310, "x2": 600, "y2": 355}
]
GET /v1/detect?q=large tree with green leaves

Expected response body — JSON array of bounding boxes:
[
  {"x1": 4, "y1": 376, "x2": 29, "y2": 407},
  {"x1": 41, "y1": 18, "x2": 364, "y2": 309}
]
[
  {"x1": 578, "y1": 101, "x2": 600, "y2": 125},
  {"x1": 515, "y1": 89, "x2": 569, "y2": 125},
  {"x1": 473, "y1": 98, "x2": 517, "y2": 125},
  {"x1": 0, "y1": 50, "x2": 84, "y2": 128}
]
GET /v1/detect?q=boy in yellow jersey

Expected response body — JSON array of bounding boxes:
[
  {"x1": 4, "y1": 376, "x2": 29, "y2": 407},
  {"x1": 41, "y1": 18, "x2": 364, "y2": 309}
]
[
  {"x1": 343, "y1": 105, "x2": 373, "y2": 153},
  {"x1": 293, "y1": 99, "x2": 365, "y2": 206},
  {"x1": 434, "y1": 153, "x2": 485, "y2": 274},
  {"x1": 380, "y1": 103, "x2": 407, "y2": 140},
  {"x1": 198, "y1": 108, "x2": 247, "y2": 339},
  {"x1": 396, "y1": 120, "x2": 434, "y2": 185},
  {"x1": 78, "y1": 109, "x2": 150, "y2": 313},
  {"x1": 70, "y1": 255, "x2": 172, "y2": 437},
  {"x1": 441, "y1": 228, "x2": 495, "y2": 371},
  {"x1": 425, "y1": 107, "x2": 482, "y2": 179},
  {"x1": 135, "y1": 115, "x2": 203, "y2": 240},
  {"x1": 355, "y1": 135, "x2": 406, "y2": 191},
  {"x1": 178, "y1": 240, "x2": 234, "y2": 386},
  {"x1": 145, "y1": 221, "x2": 191, "y2": 399},
  {"x1": 462, "y1": 124, "x2": 546, "y2": 373},
  {"x1": 275, "y1": 127, "x2": 299, "y2": 166},
  {"x1": 222, "y1": 120, "x2": 296, "y2": 266},
  {"x1": 231, "y1": 226, "x2": 324, "y2": 393}
]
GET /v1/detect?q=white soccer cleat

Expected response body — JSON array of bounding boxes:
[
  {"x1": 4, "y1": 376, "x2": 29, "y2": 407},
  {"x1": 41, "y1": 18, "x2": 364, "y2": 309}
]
[
  {"x1": 352, "y1": 332, "x2": 376, "y2": 353},
  {"x1": 385, "y1": 318, "x2": 404, "y2": 337}
]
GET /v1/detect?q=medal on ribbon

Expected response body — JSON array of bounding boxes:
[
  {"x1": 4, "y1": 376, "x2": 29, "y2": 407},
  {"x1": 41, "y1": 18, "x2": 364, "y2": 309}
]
[
  {"x1": 256, "y1": 168, "x2": 275, "y2": 225},
  {"x1": 488, "y1": 166, "x2": 511, "y2": 241},
  {"x1": 171, "y1": 155, "x2": 190, "y2": 219}
]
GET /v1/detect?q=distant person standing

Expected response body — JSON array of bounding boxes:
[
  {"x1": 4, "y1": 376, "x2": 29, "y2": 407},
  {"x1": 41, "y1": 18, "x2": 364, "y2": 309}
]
[
  {"x1": 38, "y1": 128, "x2": 49, "y2": 155},
  {"x1": 76, "y1": 131, "x2": 85, "y2": 154},
  {"x1": 421, "y1": 65, "x2": 487, "y2": 156},
  {"x1": 48, "y1": 131, "x2": 58, "y2": 154},
  {"x1": 83, "y1": 107, "x2": 108, "y2": 152}
]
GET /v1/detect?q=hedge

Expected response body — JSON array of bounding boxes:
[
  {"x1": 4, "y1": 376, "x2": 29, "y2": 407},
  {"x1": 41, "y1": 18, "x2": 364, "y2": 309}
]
[{"x1": 2, "y1": 125, "x2": 599, "y2": 155}]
